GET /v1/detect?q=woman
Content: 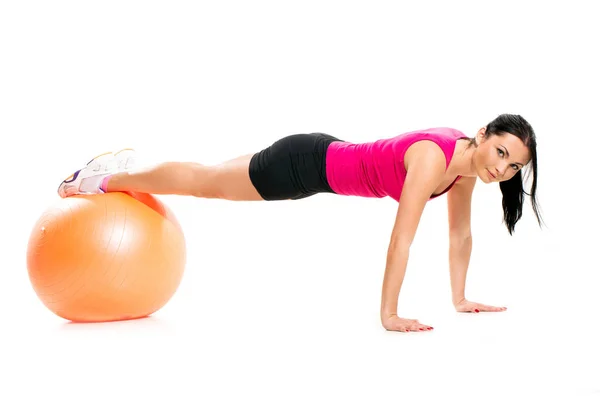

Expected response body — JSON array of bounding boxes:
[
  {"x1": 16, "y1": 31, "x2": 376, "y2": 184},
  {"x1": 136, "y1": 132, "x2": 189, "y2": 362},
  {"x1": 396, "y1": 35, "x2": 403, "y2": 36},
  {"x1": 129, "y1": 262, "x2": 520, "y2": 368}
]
[{"x1": 58, "y1": 113, "x2": 542, "y2": 332}]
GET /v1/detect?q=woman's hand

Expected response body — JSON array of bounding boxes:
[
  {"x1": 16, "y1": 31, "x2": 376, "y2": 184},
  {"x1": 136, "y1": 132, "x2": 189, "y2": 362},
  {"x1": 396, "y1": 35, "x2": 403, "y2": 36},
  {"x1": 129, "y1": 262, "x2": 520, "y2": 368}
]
[
  {"x1": 381, "y1": 314, "x2": 434, "y2": 332},
  {"x1": 454, "y1": 298, "x2": 507, "y2": 313}
]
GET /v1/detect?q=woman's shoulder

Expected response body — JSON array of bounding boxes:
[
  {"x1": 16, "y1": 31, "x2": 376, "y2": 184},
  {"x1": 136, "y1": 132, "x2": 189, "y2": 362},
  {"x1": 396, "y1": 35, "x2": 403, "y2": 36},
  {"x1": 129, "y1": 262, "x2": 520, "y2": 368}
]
[
  {"x1": 399, "y1": 127, "x2": 468, "y2": 141},
  {"x1": 403, "y1": 139, "x2": 448, "y2": 171},
  {"x1": 400, "y1": 127, "x2": 468, "y2": 172}
]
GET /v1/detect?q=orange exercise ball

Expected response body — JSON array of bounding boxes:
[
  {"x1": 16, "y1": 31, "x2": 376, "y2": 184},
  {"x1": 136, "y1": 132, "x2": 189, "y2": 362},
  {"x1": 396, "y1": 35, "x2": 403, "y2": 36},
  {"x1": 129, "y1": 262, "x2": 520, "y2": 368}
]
[{"x1": 26, "y1": 191, "x2": 186, "y2": 322}]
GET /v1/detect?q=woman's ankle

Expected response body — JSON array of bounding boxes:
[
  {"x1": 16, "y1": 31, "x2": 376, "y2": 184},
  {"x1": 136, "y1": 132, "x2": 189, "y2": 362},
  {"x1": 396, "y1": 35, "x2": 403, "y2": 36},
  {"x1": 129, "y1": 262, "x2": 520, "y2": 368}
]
[{"x1": 100, "y1": 175, "x2": 113, "y2": 193}]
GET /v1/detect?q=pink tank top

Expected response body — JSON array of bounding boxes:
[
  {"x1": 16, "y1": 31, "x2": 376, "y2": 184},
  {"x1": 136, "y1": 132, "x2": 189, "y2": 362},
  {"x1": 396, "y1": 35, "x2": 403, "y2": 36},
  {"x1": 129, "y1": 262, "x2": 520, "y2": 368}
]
[{"x1": 325, "y1": 127, "x2": 468, "y2": 202}]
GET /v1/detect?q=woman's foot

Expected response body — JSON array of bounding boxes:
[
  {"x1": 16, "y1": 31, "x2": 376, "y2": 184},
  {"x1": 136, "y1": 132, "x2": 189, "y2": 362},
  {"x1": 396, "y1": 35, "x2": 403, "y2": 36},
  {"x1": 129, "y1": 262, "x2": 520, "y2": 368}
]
[{"x1": 57, "y1": 148, "x2": 136, "y2": 198}]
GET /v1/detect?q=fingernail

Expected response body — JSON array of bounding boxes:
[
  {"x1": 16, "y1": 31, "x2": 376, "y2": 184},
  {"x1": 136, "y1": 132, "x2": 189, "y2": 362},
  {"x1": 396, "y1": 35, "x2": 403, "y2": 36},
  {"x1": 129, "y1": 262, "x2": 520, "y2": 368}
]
[{"x1": 474, "y1": 309, "x2": 480, "y2": 313}]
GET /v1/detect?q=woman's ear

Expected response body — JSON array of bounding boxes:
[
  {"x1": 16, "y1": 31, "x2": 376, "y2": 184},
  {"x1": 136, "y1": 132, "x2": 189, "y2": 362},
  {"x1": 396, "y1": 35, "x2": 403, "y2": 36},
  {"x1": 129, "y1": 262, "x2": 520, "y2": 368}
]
[{"x1": 475, "y1": 127, "x2": 486, "y2": 145}]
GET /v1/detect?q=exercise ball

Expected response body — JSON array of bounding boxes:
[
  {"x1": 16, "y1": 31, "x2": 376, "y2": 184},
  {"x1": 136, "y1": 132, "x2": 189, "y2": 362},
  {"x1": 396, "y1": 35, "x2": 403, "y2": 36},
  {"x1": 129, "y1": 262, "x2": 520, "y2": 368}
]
[{"x1": 26, "y1": 191, "x2": 186, "y2": 322}]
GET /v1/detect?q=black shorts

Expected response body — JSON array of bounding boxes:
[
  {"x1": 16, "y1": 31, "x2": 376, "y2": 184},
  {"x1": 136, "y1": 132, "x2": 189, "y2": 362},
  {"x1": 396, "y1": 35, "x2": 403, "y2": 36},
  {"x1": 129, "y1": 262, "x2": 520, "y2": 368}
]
[{"x1": 249, "y1": 133, "x2": 343, "y2": 200}]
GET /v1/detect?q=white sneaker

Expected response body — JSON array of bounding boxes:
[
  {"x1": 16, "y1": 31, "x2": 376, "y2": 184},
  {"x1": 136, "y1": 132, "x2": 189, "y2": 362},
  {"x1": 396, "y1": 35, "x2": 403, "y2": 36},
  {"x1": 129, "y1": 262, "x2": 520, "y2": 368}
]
[
  {"x1": 57, "y1": 148, "x2": 137, "y2": 198},
  {"x1": 114, "y1": 148, "x2": 136, "y2": 172}
]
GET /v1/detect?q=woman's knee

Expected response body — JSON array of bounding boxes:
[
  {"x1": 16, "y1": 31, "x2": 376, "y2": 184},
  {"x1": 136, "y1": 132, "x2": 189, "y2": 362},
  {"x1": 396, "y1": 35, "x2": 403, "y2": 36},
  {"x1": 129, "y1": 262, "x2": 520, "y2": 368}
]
[
  {"x1": 210, "y1": 155, "x2": 263, "y2": 201},
  {"x1": 179, "y1": 155, "x2": 262, "y2": 201},
  {"x1": 185, "y1": 163, "x2": 222, "y2": 198}
]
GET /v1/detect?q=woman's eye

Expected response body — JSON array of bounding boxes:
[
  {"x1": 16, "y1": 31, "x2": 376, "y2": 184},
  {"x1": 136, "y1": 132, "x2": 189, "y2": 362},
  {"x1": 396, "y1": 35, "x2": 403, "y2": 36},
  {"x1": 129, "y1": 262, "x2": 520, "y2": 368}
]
[{"x1": 497, "y1": 148, "x2": 504, "y2": 157}]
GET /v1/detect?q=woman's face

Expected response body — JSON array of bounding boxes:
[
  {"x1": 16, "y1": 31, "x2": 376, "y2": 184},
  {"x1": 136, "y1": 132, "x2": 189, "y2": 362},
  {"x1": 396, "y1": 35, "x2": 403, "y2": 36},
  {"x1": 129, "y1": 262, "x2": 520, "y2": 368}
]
[{"x1": 474, "y1": 129, "x2": 531, "y2": 183}]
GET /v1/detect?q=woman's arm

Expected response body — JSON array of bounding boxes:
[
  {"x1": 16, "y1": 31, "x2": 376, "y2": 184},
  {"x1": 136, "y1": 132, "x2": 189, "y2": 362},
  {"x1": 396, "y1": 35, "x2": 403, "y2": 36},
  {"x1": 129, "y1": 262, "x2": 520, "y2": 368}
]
[
  {"x1": 446, "y1": 176, "x2": 476, "y2": 305},
  {"x1": 447, "y1": 176, "x2": 508, "y2": 313},
  {"x1": 380, "y1": 141, "x2": 447, "y2": 332}
]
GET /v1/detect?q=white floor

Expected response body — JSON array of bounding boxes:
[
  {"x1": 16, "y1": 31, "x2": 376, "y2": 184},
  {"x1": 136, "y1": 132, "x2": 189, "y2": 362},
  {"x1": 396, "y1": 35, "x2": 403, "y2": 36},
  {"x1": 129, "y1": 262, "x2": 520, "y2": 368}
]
[{"x1": 2, "y1": 1, "x2": 599, "y2": 399}]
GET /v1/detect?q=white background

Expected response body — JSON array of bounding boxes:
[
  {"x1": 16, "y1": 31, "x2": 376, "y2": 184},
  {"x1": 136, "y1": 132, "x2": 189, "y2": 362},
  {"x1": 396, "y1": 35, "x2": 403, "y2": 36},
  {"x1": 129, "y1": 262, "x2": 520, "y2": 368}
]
[{"x1": 1, "y1": 1, "x2": 599, "y2": 399}]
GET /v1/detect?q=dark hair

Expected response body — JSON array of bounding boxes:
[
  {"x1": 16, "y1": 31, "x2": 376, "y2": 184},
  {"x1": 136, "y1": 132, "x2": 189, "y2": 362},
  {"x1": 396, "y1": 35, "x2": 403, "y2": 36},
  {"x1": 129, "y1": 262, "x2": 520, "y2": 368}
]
[{"x1": 469, "y1": 114, "x2": 543, "y2": 235}]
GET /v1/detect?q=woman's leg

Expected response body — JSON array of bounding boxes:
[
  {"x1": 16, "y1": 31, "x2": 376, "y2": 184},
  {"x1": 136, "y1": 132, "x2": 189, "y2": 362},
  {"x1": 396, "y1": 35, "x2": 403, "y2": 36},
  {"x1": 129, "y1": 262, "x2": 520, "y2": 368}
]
[
  {"x1": 107, "y1": 154, "x2": 264, "y2": 201},
  {"x1": 58, "y1": 150, "x2": 265, "y2": 201},
  {"x1": 58, "y1": 132, "x2": 340, "y2": 201},
  {"x1": 106, "y1": 132, "x2": 342, "y2": 201}
]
